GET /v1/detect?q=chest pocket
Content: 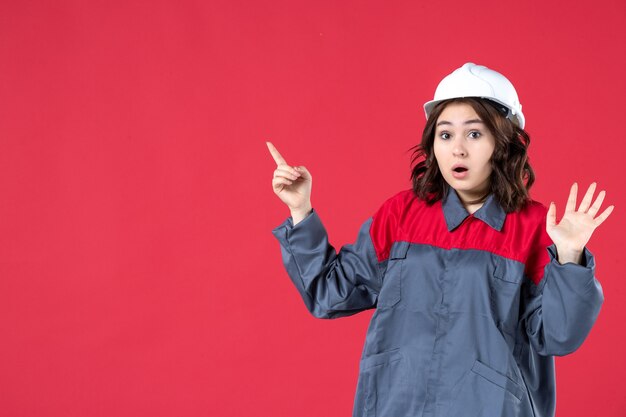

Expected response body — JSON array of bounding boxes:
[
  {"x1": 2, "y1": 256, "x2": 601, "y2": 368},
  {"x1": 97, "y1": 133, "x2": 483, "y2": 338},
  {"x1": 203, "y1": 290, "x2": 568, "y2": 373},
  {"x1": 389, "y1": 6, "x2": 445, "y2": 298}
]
[
  {"x1": 377, "y1": 241, "x2": 410, "y2": 309},
  {"x1": 490, "y1": 257, "x2": 524, "y2": 336}
]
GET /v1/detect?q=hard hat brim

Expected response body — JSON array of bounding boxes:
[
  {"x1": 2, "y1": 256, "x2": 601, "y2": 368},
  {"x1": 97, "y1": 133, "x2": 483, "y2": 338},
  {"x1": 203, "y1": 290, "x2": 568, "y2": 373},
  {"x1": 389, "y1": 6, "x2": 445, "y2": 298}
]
[{"x1": 423, "y1": 96, "x2": 525, "y2": 129}]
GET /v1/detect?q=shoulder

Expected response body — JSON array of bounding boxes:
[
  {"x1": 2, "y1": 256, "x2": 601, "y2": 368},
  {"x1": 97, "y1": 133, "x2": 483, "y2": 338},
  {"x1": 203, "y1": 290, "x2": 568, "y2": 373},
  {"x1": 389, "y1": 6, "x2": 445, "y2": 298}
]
[
  {"x1": 525, "y1": 198, "x2": 552, "y2": 240},
  {"x1": 523, "y1": 198, "x2": 549, "y2": 219},
  {"x1": 369, "y1": 189, "x2": 422, "y2": 262},
  {"x1": 372, "y1": 189, "x2": 419, "y2": 217},
  {"x1": 368, "y1": 189, "x2": 411, "y2": 262},
  {"x1": 520, "y1": 199, "x2": 555, "y2": 284},
  {"x1": 510, "y1": 198, "x2": 549, "y2": 231}
]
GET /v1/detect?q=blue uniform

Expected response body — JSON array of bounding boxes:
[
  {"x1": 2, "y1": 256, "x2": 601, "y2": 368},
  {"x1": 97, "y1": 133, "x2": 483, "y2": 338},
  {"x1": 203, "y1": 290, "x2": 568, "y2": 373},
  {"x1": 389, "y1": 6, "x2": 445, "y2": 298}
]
[{"x1": 271, "y1": 187, "x2": 604, "y2": 417}]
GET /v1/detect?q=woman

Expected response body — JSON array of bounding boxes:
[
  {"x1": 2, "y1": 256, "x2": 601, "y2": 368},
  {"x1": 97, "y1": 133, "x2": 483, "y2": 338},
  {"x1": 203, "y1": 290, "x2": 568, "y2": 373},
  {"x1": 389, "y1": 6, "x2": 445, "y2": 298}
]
[{"x1": 267, "y1": 62, "x2": 613, "y2": 417}]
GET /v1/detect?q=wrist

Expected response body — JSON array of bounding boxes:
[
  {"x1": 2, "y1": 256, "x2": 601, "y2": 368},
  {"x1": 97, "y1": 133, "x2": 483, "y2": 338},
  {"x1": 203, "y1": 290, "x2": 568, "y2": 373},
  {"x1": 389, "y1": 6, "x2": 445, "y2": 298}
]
[
  {"x1": 556, "y1": 247, "x2": 584, "y2": 265},
  {"x1": 290, "y1": 206, "x2": 312, "y2": 225},
  {"x1": 291, "y1": 204, "x2": 312, "y2": 215}
]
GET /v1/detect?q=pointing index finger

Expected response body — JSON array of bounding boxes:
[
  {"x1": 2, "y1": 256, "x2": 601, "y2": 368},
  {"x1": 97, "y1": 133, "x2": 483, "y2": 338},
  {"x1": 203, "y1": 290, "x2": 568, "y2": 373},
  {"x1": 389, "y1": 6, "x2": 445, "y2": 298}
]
[{"x1": 266, "y1": 141, "x2": 288, "y2": 166}]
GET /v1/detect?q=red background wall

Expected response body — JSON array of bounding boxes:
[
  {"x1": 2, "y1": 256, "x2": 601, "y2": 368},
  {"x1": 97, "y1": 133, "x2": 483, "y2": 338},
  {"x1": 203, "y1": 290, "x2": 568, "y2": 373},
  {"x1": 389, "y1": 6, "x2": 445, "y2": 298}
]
[{"x1": 1, "y1": 0, "x2": 624, "y2": 416}]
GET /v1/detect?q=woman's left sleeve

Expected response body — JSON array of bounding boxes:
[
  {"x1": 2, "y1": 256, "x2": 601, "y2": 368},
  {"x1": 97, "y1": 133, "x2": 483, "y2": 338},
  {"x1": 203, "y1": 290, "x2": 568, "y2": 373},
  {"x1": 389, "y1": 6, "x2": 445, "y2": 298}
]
[{"x1": 521, "y1": 224, "x2": 605, "y2": 357}]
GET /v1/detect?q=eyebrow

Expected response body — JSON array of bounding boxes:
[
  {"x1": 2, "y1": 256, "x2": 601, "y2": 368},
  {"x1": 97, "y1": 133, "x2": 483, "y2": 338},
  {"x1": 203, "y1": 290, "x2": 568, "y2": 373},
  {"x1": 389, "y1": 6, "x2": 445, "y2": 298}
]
[{"x1": 436, "y1": 119, "x2": 484, "y2": 127}]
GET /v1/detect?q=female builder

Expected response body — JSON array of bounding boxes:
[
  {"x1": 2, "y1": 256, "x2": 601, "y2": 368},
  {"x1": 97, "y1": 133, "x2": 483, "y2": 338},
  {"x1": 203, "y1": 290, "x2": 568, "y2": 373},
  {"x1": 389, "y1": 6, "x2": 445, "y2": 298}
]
[{"x1": 267, "y1": 62, "x2": 614, "y2": 417}]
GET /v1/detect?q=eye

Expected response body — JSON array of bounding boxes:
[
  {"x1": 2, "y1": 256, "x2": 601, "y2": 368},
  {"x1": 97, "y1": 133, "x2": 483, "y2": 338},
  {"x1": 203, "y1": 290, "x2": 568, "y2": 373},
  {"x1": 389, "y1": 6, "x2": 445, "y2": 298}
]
[
  {"x1": 468, "y1": 131, "x2": 482, "y2": 139},
  {"x1": 439, "y1": 132, "x2": 451, "y2": 140}
]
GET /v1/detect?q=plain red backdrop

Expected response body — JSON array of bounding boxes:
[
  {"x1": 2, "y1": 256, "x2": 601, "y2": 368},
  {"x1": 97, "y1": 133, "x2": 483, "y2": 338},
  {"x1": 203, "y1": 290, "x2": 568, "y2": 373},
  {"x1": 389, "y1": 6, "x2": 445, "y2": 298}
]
[{"x1": 1, "y1": 0, "x2": 624, "y2": 416}]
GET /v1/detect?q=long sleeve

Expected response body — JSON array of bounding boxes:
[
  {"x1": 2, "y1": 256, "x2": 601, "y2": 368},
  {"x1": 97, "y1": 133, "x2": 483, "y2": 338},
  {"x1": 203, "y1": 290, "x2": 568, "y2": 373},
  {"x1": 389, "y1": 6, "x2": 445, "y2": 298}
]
[
  {"x1": 521, "y1": 222, "x2": 605, "y2": 357},
  {"x1": 271, "y1": 208, "x2": 386, "y2": 319}
]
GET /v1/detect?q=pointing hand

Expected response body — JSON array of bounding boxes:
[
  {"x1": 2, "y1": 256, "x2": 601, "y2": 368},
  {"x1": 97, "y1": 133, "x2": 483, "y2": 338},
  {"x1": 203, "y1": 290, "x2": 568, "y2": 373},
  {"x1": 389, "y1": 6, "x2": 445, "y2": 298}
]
[{"x1": 266, "y1": 141, "x2": 312, "y2": 215}]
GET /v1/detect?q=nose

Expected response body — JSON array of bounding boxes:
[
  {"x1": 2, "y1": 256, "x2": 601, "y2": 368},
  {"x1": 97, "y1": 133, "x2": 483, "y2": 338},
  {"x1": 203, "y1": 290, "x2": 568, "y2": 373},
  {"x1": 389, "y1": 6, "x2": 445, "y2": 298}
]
[{"x1": 452, "y1": 139, "x2": 467, "y2": 157}]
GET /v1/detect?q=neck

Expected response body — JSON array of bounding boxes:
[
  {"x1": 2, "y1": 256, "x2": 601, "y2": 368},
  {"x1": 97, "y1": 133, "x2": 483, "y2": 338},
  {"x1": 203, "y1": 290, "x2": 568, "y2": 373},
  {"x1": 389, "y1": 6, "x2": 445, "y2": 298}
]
[{"x1": 456, "y1": 190, "x2": 489, "y2": 206}]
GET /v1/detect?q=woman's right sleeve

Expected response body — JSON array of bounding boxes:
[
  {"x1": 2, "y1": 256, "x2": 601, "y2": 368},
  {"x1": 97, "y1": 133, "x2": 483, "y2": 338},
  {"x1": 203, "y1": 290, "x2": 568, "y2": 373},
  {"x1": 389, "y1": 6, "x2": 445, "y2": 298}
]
[{"x1": 271, "y1": 205, "x2": 394, "y2": 319}]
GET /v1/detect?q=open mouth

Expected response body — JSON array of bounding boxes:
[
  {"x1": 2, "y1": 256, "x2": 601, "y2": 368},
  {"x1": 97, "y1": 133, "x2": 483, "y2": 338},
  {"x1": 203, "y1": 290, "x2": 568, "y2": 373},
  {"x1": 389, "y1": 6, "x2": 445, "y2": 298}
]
[{"x1": 453, "y1": 167, "x2": 468, "y2": 172}]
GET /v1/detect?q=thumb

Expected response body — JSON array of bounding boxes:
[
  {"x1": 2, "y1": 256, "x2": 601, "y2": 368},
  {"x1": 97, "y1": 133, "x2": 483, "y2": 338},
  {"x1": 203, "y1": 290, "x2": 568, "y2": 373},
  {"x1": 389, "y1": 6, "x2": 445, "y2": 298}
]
[
  {"x1": 547, "y1": 202, "x2": 557, "y2": 229},
  {"x1": 294, "y1": 165, "x2": 311, "y2": 179}
]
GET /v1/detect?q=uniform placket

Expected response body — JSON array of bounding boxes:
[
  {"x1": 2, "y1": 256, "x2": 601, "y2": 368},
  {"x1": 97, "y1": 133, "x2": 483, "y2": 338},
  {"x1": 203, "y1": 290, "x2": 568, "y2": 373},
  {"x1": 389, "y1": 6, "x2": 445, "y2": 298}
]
[{"x1": 420, "y1": 247, "x2": 455, "y2": 417}]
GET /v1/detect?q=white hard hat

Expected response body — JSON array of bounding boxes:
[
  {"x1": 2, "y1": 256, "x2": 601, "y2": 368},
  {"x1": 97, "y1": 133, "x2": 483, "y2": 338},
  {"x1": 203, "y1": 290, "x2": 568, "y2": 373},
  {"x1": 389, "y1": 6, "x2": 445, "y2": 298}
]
[{"x1": 423, "y1": 62, "x2": 525, "y2": 129}]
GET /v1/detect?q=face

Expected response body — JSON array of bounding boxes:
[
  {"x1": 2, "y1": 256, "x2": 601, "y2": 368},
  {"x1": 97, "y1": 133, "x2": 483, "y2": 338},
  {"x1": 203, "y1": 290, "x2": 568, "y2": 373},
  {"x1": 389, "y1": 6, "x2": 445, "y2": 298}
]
[{"x1": 433, "y1": 102, "x2": 496, "y2": 205}]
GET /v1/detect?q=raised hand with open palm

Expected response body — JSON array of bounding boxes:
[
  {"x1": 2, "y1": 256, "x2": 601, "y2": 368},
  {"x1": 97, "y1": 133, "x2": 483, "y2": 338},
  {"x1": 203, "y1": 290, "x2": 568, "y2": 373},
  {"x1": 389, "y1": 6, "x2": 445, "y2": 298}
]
[{"x1": 547, "y1": 182, "x2": 615, "y2": 265}]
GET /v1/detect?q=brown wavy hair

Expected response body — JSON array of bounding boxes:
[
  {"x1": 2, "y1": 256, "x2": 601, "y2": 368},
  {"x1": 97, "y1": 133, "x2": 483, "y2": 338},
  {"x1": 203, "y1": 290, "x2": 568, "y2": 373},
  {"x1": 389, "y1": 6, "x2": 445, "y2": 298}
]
[{"x1": 408, "y1": 97, "x2": 535, "y2": 213}]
